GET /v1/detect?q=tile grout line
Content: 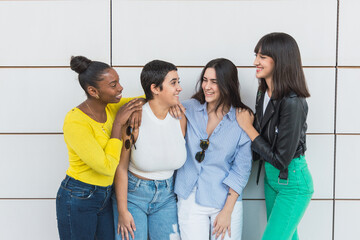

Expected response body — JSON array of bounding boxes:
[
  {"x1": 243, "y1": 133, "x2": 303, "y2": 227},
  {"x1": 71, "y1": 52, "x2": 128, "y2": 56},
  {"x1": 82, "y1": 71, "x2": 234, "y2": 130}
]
[
  {"x1": 110, "y1": 0, "x2": 113, "y2": 66},
  {"x1": 332, "y1": 0, "x2": 340, "y2": 239},
  {"x1": 1, "y1": 66, "x2": 360, "y2": 69}
]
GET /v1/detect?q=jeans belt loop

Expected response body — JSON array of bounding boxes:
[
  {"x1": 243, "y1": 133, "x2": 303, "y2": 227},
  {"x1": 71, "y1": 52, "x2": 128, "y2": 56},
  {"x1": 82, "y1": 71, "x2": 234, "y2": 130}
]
[
  {"x1": 278, "y1": 177, "x2": 289, "y2": 185},
  {"x1": 165, "y1": 178, "x2": 170, "y2": 189},
  {"x1": 63, "y1": 175, "x2": 71, "y2": 187},
  {"x1": 136, "y1": 179, "x2": 141, "y2": 188}
]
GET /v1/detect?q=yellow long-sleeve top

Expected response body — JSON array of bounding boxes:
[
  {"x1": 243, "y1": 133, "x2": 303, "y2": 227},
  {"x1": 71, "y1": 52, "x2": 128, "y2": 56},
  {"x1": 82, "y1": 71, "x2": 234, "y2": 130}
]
[{"x1": 63, "y1": 97, "x2": 135, "y2": 187}]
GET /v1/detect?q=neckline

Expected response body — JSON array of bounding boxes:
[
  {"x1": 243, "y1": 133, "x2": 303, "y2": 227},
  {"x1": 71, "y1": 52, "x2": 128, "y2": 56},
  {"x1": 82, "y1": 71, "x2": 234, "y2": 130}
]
[
  {"x1": 144, "y1": 103, "x2": 171, "y2": 124},
  {"x1": 75, "y1": 107, "x2": 109, "y2": 125}
]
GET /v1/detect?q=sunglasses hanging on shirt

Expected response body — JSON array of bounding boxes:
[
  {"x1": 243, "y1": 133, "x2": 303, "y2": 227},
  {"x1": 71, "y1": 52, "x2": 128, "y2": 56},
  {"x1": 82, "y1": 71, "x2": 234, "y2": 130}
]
[
  {"x1": 124, "y1": 126, "x2": 136, "y2": 150},
  {"x1": 195, "y1": 139, "x2": 209, "y2": 163}
]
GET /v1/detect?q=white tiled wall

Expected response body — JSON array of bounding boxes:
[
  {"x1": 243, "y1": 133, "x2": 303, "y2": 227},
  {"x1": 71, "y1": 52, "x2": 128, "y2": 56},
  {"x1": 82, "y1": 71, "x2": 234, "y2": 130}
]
[
  {"x1": 0, "y1": 200, "x2": 57, "y2": 240},
  {"x1": 0, "y1": 0, "x2": 110, "y2": 66},
  {"x1": 338, "y1": 0, "x2": 360, "y2": 66},
  {"x1": 334, "y1": 201, "x2": 360, "y2": 239},
  {"x1": 1, "y1": 0, "x2": 358, "y2": 239}
]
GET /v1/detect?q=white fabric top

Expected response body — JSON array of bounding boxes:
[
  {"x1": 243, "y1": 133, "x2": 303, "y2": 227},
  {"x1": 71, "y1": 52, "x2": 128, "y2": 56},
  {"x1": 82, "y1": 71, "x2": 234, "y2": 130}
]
[
  {"x1": 263, "y1": 90, "x2": 271, "y2": 114},
  {"x1": 129, "y1": 103, "x2": 187, "y2": 180}
]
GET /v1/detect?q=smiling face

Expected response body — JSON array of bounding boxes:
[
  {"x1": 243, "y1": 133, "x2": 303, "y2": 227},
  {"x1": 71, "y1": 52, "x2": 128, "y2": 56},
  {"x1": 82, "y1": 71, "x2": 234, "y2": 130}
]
[
  {"x1": 96, "y1": 68, "x2": 123, "y2": 103},
  {"x1": 202, "y1": 67, "x2": 220, "y2": 108},
  {"x1": 156, "y1": 70, "x2": 182, "y2": 106},
  {"x1": 253, "y1": 51, "x2": 275, "y2": 82}
]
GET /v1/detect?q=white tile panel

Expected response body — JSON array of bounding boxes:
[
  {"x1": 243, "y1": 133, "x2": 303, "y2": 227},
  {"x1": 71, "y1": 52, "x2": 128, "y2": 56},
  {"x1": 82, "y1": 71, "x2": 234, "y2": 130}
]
[
  {"x1": 305, "y1": 68, "x2": 335, "y2": 134},
  {"x1": 243, "y1": 160, "x2": 266, "y2": 199},
  {"x1": 0, "y1": 0, "x2": 110, "y2": 66},
  {"x1": 242, "y1": 200, "x2": 267, "y2": 239},
  {"x1": 336, "y1": 69, "x2": 360, "y2": 133},
  {"x1": 0, "y1": 135, "x2": 68, "y2": 198},
  {"x1": 306, "y1": 135, "x2": 334, "y2": 199},
  {"x1": 112, "y1": 0, "x2": 337, "y2": 66},
  {"x1": 238, "y1": 68, "x2": 259, "y2": 112},
  {"x1": 338, "y1": 0, "x2": 360, "y2": 66},
  {"x1": 0, "y1": 68, "x2": 87, "y2": 133},
  {"x1": 243, "y1": 200, "x2": 332, "y2": 239},
  {"x1": 335, "y1": 135, "x2": 360, "y2": 198},
  {"x1": 0, "y1": 200, "x2": 58, "y2": 240},
  {"x1": 115, "y1": 67, "x2": 145, "y2": 98},
  {"x1": 334, "y1": 200, "x2": 360, "y2": 240},
  {"x1": 298, "y1": 200, "x2": 333, "y2": 240}
]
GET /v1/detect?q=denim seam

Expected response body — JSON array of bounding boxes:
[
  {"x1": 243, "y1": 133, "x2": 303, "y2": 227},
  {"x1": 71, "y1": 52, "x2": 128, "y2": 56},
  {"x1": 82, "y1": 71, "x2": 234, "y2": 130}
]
[{"x1": 68, "y1": 193, "x2": 73, "y2": 239}]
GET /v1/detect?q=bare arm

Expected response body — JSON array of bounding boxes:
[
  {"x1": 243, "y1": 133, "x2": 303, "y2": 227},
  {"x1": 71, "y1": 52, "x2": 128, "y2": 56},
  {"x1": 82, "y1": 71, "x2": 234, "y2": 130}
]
[
  {"x1": 212, "y1": 188, "x2": 239, "y2": 240},
  {"x1": 113, "y1": 140, "x2": 135, "y2": 240}
]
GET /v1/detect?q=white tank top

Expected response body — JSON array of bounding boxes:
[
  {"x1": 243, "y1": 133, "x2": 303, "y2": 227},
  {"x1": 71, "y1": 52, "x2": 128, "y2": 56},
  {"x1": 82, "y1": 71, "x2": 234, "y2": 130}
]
[{"x1": 129, "y1": 103, "x2": 187, "y2": 180}]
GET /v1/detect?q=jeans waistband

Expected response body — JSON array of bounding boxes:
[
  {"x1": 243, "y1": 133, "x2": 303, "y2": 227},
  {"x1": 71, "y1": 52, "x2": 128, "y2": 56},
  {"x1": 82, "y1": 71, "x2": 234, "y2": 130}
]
[
  {"x1": 128, "y1": 171, "x2": 173, "y2": 188},
  {"x1": 62, "y1": 175, "x2": 112, "y2": 192}
]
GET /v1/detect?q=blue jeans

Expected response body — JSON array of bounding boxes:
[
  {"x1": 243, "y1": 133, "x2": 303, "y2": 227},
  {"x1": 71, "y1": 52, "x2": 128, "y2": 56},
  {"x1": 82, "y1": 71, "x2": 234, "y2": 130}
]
[
  {"x1": 112, "y1": 171, "x2": 180, "y2": 240},
  {"x1": 56, "y1": 175, "x2": 114, "y2": 240}
]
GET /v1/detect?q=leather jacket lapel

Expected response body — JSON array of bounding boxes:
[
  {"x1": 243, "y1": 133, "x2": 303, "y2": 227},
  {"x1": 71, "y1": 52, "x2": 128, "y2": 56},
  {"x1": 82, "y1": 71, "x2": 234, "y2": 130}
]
[
  {"x1": 255, "y1": 91, "x2": 264, "y2": 128},
  {"x1": 261, "y1": 99, "x2": 277, "y2": 130}
]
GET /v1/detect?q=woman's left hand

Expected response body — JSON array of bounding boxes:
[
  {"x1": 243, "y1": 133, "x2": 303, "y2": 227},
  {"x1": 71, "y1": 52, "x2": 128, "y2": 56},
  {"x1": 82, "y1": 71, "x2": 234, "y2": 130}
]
[
  {"x1": 128, "y1": 109, "x2": 142, "y2": 130},
  {"x1": 236, "y1": 108, "x2": 254, "y2": 131},
  {"x1": 212, "y1": 209, "x2": 232, "y2": 240}
]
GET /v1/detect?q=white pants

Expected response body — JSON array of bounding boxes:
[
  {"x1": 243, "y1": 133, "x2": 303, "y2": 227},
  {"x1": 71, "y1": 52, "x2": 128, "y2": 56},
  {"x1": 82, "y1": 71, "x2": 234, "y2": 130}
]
[{"x1": 177, "y1": 190, "x2": 243, "y2": 240}]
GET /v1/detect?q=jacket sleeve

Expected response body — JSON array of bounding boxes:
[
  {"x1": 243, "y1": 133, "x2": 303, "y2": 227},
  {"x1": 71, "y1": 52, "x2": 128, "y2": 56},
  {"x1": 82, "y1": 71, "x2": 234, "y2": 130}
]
[{"x1": 251, "y1": 97, "x2": 306, "y2": 170}]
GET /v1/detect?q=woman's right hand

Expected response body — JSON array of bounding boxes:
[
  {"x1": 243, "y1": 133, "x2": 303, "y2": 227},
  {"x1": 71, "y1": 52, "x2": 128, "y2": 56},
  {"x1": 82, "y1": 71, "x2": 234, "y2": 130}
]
[
  {"x1": 115, "y1": 99, "x2": 143, "y2": 127},
  {"x1": 118, "y1": 210, "x2": 136, "y2": 240},
  {"x1": 236, "y1": 108, "x2": 254, "y2": 131},
  {"x1": 236, "y1": 108, "x2": 259, "y2": 141},
  {"x1": 169, "y1": 103, "x2": 186, "y2": 119}
]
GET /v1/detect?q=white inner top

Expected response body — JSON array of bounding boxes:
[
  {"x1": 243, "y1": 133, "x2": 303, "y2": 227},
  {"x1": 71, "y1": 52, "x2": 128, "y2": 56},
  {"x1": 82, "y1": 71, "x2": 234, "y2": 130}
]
[
  {"x1": 129, "y1": 102, "x2": 187, "y2": 180},
  {"x1": 263, "y1": 90, "x2": 271, "y2": 115}
]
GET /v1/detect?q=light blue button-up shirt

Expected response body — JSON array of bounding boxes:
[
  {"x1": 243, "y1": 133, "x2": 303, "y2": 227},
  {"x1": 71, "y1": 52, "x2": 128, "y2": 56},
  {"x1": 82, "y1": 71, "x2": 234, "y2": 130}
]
[{"x1": 174, "y1": 99, "x2": 252, "y2": 209}]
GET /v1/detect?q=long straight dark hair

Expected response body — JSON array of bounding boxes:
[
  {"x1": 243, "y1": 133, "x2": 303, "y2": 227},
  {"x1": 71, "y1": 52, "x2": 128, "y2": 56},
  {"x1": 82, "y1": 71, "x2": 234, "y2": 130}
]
[
  {"x1": 255, "y1": 32, "x2": 310, "y2": 99},
  {"x1": 192, "y1": 58, "x2": 251, "y2": 113}
]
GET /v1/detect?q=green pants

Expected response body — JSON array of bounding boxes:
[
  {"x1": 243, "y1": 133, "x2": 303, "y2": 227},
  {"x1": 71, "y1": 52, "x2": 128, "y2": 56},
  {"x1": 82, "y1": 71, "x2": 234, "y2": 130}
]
[{"x1": 262, "y1": 155, "x2": 314, "y2": 240}]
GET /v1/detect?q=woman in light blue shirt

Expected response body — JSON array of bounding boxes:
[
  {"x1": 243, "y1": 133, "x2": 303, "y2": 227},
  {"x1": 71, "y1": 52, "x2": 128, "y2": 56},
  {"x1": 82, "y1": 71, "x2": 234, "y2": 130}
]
[{"x1": 174, "y1": 58, "x2": 252, "y2": 240}]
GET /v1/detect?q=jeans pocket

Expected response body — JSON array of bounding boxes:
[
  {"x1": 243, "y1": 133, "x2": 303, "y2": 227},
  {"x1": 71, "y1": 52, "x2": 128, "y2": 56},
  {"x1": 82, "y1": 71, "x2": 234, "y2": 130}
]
[
  {"x1": 70, "y1": 186, "x2": 95, "y2": 200},
  {"x1": 301, "y1": 167, "x2": 314, "y2": 193},
  {"x1": 128, "y1": 179, "x2": 139, "y2": 192}
]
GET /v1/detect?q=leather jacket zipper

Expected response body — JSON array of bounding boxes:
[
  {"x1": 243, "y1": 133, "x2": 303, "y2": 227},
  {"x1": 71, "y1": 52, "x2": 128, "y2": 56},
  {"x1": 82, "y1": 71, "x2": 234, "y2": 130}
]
[
  {"x1": 267, "y1": 119, "x2": 272, "y2": 143},
  {"x1": 271, "y1": 126, "x2": 279, "y2": 150}
]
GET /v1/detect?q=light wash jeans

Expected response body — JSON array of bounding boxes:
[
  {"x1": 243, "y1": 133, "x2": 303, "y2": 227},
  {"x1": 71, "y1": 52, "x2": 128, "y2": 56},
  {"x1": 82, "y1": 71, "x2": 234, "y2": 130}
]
[
  {"x1": 177, "y1": 188, "x2": 243, "y2": 240},
  {"x1": 112, "y1": 171, "x2": 180, "y2": 240},
  {"x1": 56, "y1": 175, "x2": 114, "y2": 240}
]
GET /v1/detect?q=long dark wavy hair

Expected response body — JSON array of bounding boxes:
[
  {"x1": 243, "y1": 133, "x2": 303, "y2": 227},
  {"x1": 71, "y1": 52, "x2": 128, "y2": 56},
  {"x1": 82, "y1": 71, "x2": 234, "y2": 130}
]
[
  {"x1": 255, "y1": 32, "x2": 310, "y2": 99},
  {"x1": 192, "y1": 58, "x2": 251, "y2": 114}
]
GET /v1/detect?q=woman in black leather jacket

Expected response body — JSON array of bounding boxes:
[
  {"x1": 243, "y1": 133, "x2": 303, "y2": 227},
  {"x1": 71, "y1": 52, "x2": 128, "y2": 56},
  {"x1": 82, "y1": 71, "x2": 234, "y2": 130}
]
[{"x1": 237, "y1": 32, "x2": 314, "y2": 240}]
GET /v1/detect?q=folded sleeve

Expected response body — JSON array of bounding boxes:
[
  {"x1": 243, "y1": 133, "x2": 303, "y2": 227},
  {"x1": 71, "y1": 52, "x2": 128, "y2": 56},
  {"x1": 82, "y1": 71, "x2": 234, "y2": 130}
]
[{"x1": 223, "y1": 130, "x2": 252, "y2": 196}]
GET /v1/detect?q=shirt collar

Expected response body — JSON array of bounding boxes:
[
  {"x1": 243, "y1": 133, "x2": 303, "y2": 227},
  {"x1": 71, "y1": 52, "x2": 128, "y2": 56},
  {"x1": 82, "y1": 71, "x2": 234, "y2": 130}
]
[{"x1": 196, "y1": 102, "x2": 236, "y2": 121}]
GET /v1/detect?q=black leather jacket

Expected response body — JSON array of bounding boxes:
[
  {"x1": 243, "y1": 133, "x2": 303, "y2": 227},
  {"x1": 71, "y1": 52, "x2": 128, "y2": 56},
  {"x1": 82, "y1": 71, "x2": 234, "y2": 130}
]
[{"x1": 251, "y1": 91, "x2": 308, "y2": 182}]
